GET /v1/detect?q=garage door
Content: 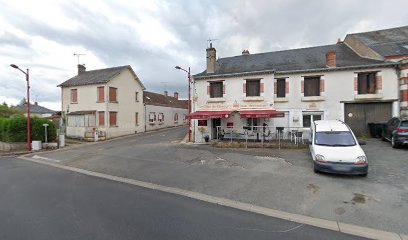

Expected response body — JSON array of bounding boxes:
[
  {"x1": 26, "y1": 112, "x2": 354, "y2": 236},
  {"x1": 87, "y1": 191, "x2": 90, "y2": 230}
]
[{"x1": 344, "y1": 102, "x2": 392, "y2": 136}]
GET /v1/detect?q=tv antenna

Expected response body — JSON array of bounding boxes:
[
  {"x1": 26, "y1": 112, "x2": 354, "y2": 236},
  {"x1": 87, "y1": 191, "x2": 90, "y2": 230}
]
[
  {"x1": 160, "y1": 81, "x2": 169, "y2": 92},
  {"x1": 207, "y1": 38, "x2": 219, "y2": 47},
  {"x1": 73, "y1": 52, "x2": 86, "y2": 65}
]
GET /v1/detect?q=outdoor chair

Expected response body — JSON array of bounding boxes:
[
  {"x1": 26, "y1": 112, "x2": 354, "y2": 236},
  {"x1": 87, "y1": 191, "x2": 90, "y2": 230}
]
[{"x1": 275, "y1": 127, "x2": 284, "y2": 140}]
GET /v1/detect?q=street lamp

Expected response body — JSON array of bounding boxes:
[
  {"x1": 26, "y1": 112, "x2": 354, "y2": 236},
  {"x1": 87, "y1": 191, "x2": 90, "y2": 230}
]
[
  {"x1": 175, "y1": 66, "x2": 191, "y2": 143},
  {"x1": 10, "y1": 64, "x2": 31, "y2": 151}
]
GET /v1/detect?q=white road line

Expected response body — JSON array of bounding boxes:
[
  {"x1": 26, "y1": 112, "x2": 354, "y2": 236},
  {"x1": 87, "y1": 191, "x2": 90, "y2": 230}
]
[{"x1": 18, "y1": 156, "x2": 403, "y2": 240}]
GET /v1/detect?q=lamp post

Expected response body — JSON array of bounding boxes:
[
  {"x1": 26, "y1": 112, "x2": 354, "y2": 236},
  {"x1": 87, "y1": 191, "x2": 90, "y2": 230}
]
[
  {"x1": 10, "y1": 64, "x2": 31, "y2": 151},
  {"x1": 175, "y1": 66, "x2": 191, "y2": 143}
]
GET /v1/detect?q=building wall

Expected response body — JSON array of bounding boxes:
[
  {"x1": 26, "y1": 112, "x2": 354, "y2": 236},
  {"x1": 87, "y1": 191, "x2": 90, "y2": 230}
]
[
  {"x1": 105, "y1": 69, "x2": 145, "y2": 138},
  {"x1": 193, "y1": 73, "x2": 275, "y2": 142},
  {"x1": 145, "y1": 104, "x2": 188, "y2": 131},
  {"x1": 192, "y1": 67, "x2": 399, "y2": 142},
  {"x1": 61, "y1": 68, "x2": 145, "y2": 139},
  {"x1": 274, "y1": 67, "x2": 399, "y2": 128}
]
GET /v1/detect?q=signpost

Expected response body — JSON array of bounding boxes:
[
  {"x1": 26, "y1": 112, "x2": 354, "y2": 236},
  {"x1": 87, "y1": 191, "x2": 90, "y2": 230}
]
[{"x1": 43, "y1": 123, "x2": 49, "y2": 143}]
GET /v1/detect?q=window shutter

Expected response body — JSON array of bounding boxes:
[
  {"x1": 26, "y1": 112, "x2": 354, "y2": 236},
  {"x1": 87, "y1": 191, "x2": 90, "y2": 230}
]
[
  {"x1": 109, "y1": 112, "x2": 117, "y2": 126},
  {"x1": 286, "y1": 81, "x2": 289, "y2": 94},
  {"x1": 260, "y1": 82, "x2": 264, "y2": 93},
  {"x1": 98, "y1": 111, "x2": 104, "y2": 127},
  {"x1": 71, "y1": 89, "x2": 77, "y2": 103},
  {"x1": 223, "y1": 83, "x2": 225, "y2": 94},
  {"x1": 98, "y1": 87, "x2": 104, "y2": 102},
  {"x1": 274, "y1": 81, "x2": 277, "y2": 95},
  {"x1": 375, "y1": 73, "x2": 382, "y2": 90},
  {"x1": 109, "y1": 87, "x2": 117, "y2": 102},
  {"x1": 243, "y1": 83, "x2": 246, "y2": 93},
  {"x1": 207, "y1": 85, "x2": 210, "y2": 95},
  {"x1": 320, "y1": 79, "x2": 325, "y2": 93},
  {"x1": 354, "y1": 77, "x2": 358, "y2": 92},
  {"x1": 301, "y1": 80, "x2": 304, "y2": 94}
]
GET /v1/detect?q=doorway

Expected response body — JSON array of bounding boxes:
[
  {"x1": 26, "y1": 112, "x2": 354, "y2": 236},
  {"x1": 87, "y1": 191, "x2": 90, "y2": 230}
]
[{"x1": 212, "y1": 118, "x2": 221, "y2": 139}]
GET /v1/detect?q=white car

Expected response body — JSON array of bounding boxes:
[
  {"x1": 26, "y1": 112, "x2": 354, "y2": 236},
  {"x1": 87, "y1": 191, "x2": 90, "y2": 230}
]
[{"x1": 309, "y1": 120, "x2": 368, "y2": 176}]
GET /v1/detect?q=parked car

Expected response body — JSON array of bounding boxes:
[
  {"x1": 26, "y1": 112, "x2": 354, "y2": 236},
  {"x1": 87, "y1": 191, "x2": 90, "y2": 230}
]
[
  {"x1": 382, "y1": 117, "x2": 408, "y2": 148},
  {"x1": 309, "y1": 120, "x2": 368, "y2": 176}
]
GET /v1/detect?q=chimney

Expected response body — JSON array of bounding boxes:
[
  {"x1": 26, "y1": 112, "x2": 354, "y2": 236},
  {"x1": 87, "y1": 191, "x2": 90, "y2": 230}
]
[
  {"x1": 78, "y1": 64, "x2": 86, "y2": 75},
  {"x1": 326, "y1": 51, "x2": 336, "y2": 67},
  {"x1": 34, "y1": 102, "x2": 38, "y2": 106},
  {"x1": 164, "y1": 90, "x2": 168, "y2": 96},
  {"x1": 173, "y1": 92, "x2": 179, "y2": 99},
  {"x1": 206, "y1": 43, "x2": 216, "y2": 74},
  {"x1": 337, "y1": 38, "x2": 342, "y2": 44},
  {"x1": 242, "y1": 49, "x2": 250, "y2": 55}
]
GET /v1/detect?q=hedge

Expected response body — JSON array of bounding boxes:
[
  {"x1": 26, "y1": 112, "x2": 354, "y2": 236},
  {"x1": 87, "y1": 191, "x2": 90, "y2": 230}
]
[{"x1": 0, "y1": 117, "x2": 56, "y2": 143}]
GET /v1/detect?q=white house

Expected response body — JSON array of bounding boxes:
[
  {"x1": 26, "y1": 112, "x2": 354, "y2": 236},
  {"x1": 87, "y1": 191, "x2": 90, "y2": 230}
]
[
  {"x1": 58, "y1": 65, "x2": 146, "y2": 141},
  {"x1": 190, "y1": 26, "x2": 408, "y2": 143},
  {"x1": 143, "y1": 91, "x2": 188, "y2": 131},
  {"x1": 14, "y1": 101, "x2": 55, "y2": 118}
]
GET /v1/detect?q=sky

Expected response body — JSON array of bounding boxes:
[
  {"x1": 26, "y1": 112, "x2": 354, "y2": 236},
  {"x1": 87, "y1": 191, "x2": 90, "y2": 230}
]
[{"x1": 1, "y1": 0, "x2": 407, "y2": 111}]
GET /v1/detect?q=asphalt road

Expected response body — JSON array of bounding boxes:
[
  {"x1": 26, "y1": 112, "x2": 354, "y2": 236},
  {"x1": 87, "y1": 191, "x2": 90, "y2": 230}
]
[{"x1": 0, "y1": 157, "x2": 367, "y2": 240}]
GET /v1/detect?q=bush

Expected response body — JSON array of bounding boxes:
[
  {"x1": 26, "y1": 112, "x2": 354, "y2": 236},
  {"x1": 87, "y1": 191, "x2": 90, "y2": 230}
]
[{"x1": 0, "y1": 117, "x2": 56, "y2": 143}]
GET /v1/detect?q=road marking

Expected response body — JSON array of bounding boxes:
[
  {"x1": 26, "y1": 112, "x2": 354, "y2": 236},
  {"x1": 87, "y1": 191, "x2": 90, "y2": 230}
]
[
  {"x1": 18, "y1": 155, "x2": 404, "y2": 240},
  {"x1": 32, "y1": 155, "x2": 61, "y2": 162}
]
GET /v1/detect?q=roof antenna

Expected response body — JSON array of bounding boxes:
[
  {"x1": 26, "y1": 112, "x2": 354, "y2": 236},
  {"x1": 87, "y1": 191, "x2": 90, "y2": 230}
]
[
  {"x1": 160, "y1": 81, "x2": 169, "y2": 92},
  {"x1": 207, "y1": 38, "x2": 219, "y2": 48},
  {"x1": 73, "y1": 52, "x2": 86, "y2": 65}
]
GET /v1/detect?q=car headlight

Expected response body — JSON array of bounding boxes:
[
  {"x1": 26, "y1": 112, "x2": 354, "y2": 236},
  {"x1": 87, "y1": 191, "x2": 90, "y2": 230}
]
[
  {"x1": 355, "y1": 156, "x2": 367, "y2": 165},
  {"x1": 315, "y1": 154, "x2": 326, "y2": 163}
]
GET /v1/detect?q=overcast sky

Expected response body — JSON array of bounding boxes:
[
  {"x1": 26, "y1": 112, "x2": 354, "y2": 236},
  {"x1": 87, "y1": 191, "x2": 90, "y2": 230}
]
[{"x1": 1, "y1": 0, "x2": 407, "y2": 110}]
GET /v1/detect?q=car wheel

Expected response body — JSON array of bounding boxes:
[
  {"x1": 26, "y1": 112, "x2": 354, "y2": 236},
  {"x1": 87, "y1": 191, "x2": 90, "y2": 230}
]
[
  {"x1": 391, "y1": 137, "x2": 400, "y2": 148},
  {"x1": 314, "y1": 168, "x2": 319, "y2": 174}
]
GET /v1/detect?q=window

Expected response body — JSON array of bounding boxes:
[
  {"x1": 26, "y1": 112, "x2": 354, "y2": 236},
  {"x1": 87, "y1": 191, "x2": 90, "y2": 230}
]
[
  {"x1": 71, "y1": 89, "x2": 78, "y2": 103},
  {"x1": 303, "y1": 113, "x2": 322, "y2": 128},
  {"x1": 148, "y1": 112, "x2": 156, "y2": 124},
  {"x1": 246, "y1": 118, "x2": 259, "y2": 130},
  {"x1": 315, "y1": 131, "x2": 356, "y2": 146},
  {"x1": 210, "y1": 82, "x2": 223, "y2": 98},
  {"x1": 109, "y1": 87, "x2": 118, "y2": 102},
  {"x1": 109, "y1": 112, "x2": 117, "y2": 127},
  {"x1": 246, "y1": 79, "x2": 260, "y2": 96},
  {"x1": 304, "y1": 77, "x2": 320, "y2": 96},
  {"x1": 98, "y1": 111, "x2": 105, "y2": 127},
  {"x1": 183, "y1": 114, "x2": 187, "y2": 123},
  {"x1": 276, "y1": 78, "x2": 286, "y2": 98},
  {"x1": 358, "y1": 72, "x2": 376, "y2": 94},
  {"x1": 198, "y1": 120, "x2": 207, "y2": 126},
  {"x1": 135, "y1": 112, "x2": 139, "y2": 126},
  {"x1": 158, "y1": 113, "x2": 164, "y2": 123},
  {"x1": 135, "y1": 92, "x2": 139, "y2": 102},
  {"x1": 97, "y1": 86, "x2": 104, "y2": 102},
  {"x1": 174, "y1": 113, "x2": 178, "y2": 123}
]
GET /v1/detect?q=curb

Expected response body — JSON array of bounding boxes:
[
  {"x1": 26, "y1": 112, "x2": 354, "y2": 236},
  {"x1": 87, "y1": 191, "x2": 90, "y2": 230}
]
[{"x1": 16, "y1": 155, "x2": 404, "y2": 240}]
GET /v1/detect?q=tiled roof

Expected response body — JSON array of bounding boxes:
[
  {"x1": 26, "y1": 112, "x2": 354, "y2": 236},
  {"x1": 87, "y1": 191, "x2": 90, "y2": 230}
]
[
  {"x1": 348, "y1": 25, "x2": 408, "y2": 57},
  {"x1": 143, "y1": 91, "x2": 188, "y2": 109},
  {"x1": 58, "y1": 65, "x2": 145, "y2": 89},
  {"x1": 194, "y1": 43, "x2": 393, "y2": 78},
  {"x1": 14, "y1": 102, "x2": 55, "y2": 114}
]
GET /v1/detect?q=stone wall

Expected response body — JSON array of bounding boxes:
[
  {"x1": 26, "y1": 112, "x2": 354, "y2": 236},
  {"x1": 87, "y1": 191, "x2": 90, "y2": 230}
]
[{"x1": 0, "y1": 141, "x2": 27, "y2": 152}]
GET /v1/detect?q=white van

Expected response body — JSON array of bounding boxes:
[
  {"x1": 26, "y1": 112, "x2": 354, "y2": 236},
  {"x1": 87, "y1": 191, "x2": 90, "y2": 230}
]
[{"x1": 309, "y1": 120, "x2": 368, "y2": 176}]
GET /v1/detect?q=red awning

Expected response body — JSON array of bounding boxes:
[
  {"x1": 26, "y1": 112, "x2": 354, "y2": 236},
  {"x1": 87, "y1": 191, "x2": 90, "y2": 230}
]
[
  {"x1": 187, "y1": 111, "x2": 232, "y2": 119},
  {"x1": 239, "y1": 110, "x2": 285, "y2": 118}
]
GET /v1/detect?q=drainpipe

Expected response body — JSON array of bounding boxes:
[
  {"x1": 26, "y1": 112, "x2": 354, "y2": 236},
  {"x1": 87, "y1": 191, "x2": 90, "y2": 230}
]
[{"x1": 144, "y1": 103, "x2": 147, "y2": 132}]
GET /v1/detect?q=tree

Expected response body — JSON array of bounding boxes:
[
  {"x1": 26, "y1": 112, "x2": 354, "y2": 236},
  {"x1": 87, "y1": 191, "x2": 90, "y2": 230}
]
[
  {"x1": 19, "y1": 98, "x2": 27, "y2": 105},
  {"x1": 0, "y1": 104, "x2": 23, "y2": 118}
]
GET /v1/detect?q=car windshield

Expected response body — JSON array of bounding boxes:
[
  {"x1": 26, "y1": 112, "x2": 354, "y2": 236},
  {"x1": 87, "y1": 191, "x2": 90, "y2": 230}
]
[
  {"x1": 400, "y1": 121, "x2": 408, "y2": 128},
  {"x1": 315, "y1": 131, "x2": 356, "y2": 146}
]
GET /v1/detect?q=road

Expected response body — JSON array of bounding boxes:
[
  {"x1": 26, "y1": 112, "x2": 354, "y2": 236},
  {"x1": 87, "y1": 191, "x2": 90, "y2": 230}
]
[
  {"x1": 25, "y1": 126, "x2": 408, "y2": 235},
  {"x1": 0, "y1": 157, "x2": 367, "y2": 240}
]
